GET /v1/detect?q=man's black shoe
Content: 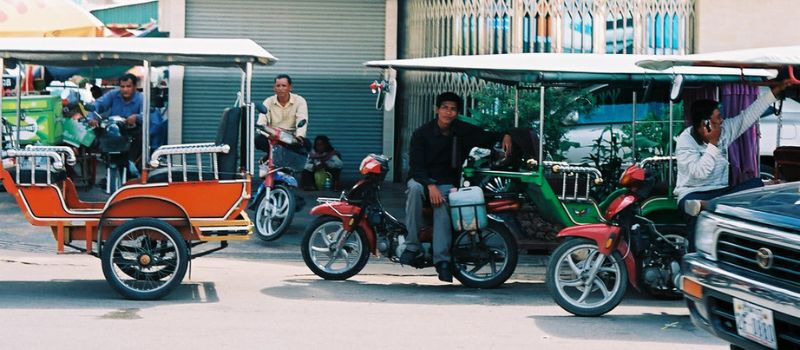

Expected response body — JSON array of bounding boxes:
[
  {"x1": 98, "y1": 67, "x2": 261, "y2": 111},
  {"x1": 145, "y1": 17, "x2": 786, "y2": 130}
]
[
  {"x1": 399, "y1": 249, "x2": 419, "y2": 266},
  {"x1": 435, "y1": 261, "x2": 453, "y2": 283}
]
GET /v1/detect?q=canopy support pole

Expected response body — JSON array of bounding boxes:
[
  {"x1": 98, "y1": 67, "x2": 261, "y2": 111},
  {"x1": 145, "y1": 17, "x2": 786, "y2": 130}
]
[
  {"x1": 777, "y1": 101, "x2": 783, "y2": 148},
  {"x1": 539, "y1": 86, "x2": 545, "y2": 166},
  {"x1": 631, "y1": 90, "x2": 637, "y2": 161},
  {"x1": 142, "y1": 60, "x2": 151, "y2": 171},
  {"x1": 14, "y1": 64, "x2": 22, "y2": 148},
  {"x1": 669, "y1": 100, "x2": 674, "y2": 193},
  {"x1": 245, "y1": 62, "x2": 254, "y2": 175},
  {"x1": 239, "y1": 72, "x2": 246, "y2": 106},
  {"x1": 514, "y1": 87, "x2": 519, "y2": 128}
]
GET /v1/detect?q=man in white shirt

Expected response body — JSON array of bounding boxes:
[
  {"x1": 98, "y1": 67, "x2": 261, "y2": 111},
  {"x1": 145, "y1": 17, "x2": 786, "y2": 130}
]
[
  {"x1": 676, "y1": 80, "x2": 792, "y2": 216},
  {"x1": 255, "y1": 74, "x2": 309, "y2": 168}
]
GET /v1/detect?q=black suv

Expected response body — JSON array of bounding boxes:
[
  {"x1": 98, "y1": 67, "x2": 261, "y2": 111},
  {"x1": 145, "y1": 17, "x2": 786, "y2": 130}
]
[{"x1": 681, "y1": 182, "x2": 800, "y2": 350}]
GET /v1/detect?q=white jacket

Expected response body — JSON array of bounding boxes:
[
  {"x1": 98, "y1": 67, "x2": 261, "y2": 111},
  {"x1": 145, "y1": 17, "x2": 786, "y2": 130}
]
[{"x1": 674, "y1": 90, "x2": 777, "y2": 200}]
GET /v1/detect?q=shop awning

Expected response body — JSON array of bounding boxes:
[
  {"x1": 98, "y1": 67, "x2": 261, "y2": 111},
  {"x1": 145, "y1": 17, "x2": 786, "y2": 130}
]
[{"x1": 0, "y1": 0, "x2": 103, "y2": 37}]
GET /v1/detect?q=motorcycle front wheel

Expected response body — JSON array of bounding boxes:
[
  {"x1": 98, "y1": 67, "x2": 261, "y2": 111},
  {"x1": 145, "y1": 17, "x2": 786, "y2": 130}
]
[
  {"x1": 301, "y1": 216, "x2": 370, "y2": 280},
  {"x1": 546, "y1": 238, "x2": 628, "y2": 317},
  {"x1": 254, "y1": 184, "x2": 295, "y2": 242},
  {"x1": 451, "y1": 222, "x2": 518, "y2": 289}
]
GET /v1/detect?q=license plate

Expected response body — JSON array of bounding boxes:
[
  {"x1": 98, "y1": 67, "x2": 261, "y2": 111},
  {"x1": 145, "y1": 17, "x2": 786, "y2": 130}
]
[{"x1": 734, "y1": 298, "x2": 777, "y2": 349}]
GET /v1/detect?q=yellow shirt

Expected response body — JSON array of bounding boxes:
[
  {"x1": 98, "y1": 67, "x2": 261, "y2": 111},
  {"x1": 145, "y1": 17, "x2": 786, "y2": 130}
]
[{"x1": 257, "y1": 93, "x2": 308, "y2": 138}]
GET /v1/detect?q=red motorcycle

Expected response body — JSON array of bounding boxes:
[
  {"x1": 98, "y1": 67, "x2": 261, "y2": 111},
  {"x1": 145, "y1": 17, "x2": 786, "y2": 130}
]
[
  {"x1": 301, "y1": 154, "x2": 520, "y2": 288},
  {"x1": 545, "y1": 162, "x2": 687, "y2": 316}
]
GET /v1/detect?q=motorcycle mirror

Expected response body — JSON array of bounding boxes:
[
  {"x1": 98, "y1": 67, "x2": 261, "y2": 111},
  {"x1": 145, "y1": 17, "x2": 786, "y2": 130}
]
[
  {"x1": 670, "y1": 74, "x2": 684, "y2": 102},
  {"x1": 255, "y1": 102, "x2": 268, "y2": 114}
]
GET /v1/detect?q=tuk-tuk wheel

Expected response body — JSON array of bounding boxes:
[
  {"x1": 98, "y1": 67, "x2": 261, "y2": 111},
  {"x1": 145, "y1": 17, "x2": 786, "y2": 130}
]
[{"x1": 101, "y1": 218, "x2": 189, "y2": 300}]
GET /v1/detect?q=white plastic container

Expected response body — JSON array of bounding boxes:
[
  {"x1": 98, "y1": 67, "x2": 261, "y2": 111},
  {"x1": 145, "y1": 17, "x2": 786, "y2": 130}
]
[{"x1": 449, "y1": 186, "x2": 488, "y2": 231}]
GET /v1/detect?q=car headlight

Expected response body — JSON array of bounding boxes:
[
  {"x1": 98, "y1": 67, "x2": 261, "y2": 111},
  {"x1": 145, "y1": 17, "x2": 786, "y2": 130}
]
[{"x1": 694, "y1": 213, "x2": 719, "y2": 260}]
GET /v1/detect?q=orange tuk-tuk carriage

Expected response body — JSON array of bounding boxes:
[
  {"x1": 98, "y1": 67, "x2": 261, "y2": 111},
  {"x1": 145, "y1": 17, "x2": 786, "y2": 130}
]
[{"x1": 0, "y1": 38, "x2": 277, "y2": 300}]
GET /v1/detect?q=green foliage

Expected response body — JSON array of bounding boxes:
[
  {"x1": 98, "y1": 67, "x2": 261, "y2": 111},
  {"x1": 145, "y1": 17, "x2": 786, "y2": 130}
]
[
  {"x1": 585, "y1": 125, "x2": 625, "y2": 199},
  {"x1": 585, "y1": 106, "x2": 683, "y2": 199},
  {"x1": 468, "y1": 85, "x2": 594, "y2": 161}
]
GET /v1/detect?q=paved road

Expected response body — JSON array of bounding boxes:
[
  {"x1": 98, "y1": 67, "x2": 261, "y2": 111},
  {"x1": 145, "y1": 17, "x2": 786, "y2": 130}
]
[
  {"x1": 0, "y1": 185, "x2": 727, "y2": 349},
  {"x1": 0, "y1": 249, "x2": 725, "y2": 350}
]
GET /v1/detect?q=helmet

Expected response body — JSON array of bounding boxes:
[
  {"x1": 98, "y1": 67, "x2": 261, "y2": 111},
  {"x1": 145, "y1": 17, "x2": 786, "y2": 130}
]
[{"x1": 359, "y1": 154, "x2": 390, "y2": 179}]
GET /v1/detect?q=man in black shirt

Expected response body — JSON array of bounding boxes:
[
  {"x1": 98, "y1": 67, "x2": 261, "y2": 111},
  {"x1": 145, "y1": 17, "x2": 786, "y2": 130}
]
[{"x1": 400, "y1": 92, "x2": 512, "y2": 282}]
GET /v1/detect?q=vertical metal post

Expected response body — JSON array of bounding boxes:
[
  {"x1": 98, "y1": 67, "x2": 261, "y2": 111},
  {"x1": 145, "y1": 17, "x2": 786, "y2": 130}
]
[
  {"x1": 538, "y1": 86, "x2": 545, "y2": 167},
  {"x1": 245, "y1": 62, "x2": 254, "y2": 175},
  {"x1": 29, "y1": 157, "x2": 34, "y2": 185},
  {"x1": 240, "y1": 71, "x2": 246, "y2": 106},
  {"x1": 15, "y1": 64, "x2": 22, "y2": 148},
  {"x1": 514, "y1": 86, "x2": 520, "y2": 127},
  {"x1": 196, "y1": 153, "x2": 203, "y2": 181},
  {"x1": 46, "y1": 157, "x2": 51, "y2": 184},
  {"x1": 669, "y1": 100, "x2": 674, "y2": 192},
  {"x1": 631, "y1": 90, "x2": 637, "y2": 161},
  {"x1": 776, "y1": 102, "x2": 783, "y2": 148},
  {"x1": 142, "y1": 60, "x2": 151, "y2": 171}
]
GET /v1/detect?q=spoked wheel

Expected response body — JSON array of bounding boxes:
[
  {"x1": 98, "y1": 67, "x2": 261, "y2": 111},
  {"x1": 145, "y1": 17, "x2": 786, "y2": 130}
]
[
  {"x1": 101, "y1": 218, "x2": 188, "y2": 300},
  {"x1": 480, "y1": 176, "x2": 514, "y2": 193},
  {"x1": 546, "y1": 238, "x2": 627, "y2": 316},
  {"x1": 254, "y1": 184, "x2": 295, "y2": 241},
  {"x1": 451, "y1": 222, "x2": 518, "y2": 288},
  {"x1": 117, "y1": 237, "x2": 177, "y2": 281},
  {"x1": 301, "y1": 216, "x2": 370, "y2": 280}
]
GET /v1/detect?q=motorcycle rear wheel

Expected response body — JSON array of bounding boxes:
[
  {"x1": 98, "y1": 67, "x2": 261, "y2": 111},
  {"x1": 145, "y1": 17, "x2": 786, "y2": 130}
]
[
  {"x1": 546, "y1": 238, "x2": 627, "y2": 317},
  {"x1": 254, "y1": 184, "x2": 295, "y2": 242},
  {"x1": 301, "y1": 216, "x2": 370, "y2": 280},
  {"x1": 451, "y1": 222, "x2": 518, "y2": 289}
]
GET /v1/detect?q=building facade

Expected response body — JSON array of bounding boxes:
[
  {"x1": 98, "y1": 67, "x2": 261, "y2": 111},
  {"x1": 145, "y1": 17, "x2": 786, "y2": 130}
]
[{"x1": 160, "y1": 0, "x2": 394, "y2": 181}]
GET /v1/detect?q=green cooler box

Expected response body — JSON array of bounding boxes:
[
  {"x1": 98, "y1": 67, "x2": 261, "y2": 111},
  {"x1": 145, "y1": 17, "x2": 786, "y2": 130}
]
[{"x1": 1, "y1": 95, "x2": 63, "y2": 146}]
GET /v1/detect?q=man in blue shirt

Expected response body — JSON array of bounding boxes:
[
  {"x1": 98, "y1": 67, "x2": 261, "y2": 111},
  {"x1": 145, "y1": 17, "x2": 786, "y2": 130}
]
[
  {"x1": 90, "y1": 73, "x2": 143, "y2": 127},
  {"x1": 90, "y1": 73, "x2": 144, "y2": 170}
]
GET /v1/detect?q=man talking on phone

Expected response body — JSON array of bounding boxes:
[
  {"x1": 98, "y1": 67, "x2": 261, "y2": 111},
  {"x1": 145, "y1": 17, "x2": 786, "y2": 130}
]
[{"x1": 675, "y1": 79, "x2": 793, "y2": 248}]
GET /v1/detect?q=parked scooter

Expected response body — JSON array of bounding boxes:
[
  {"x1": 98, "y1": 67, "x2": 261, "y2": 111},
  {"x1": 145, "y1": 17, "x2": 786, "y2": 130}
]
[
  {"x1": 545, "y1": 158, "x2": 686, "y2": 316},
  {"x1": 301, "y1": 154, "x2": 519, "y2": 288},
  {"x1": 249, "y1": 123, "x2": 303, "y2": 241}
]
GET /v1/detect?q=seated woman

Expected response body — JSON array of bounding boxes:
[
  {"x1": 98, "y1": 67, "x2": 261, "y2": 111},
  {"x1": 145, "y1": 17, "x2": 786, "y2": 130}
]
[{"x1": 301, "y1": 135, "x2": 343, "y2": 191}]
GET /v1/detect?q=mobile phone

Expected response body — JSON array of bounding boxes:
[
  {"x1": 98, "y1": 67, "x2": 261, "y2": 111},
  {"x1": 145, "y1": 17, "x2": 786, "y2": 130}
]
[{"x1": 704, "y1": 120, "x2": 711, "y2": 132}]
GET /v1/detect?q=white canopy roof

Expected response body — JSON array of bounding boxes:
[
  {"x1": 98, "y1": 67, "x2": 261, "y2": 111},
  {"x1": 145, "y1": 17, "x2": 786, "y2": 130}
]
[
  {"x1": 636, "y1": 46, "x2": 800, "y2": 70},
  {"x1": 0, "y1": 37, "x2": 278, "y2": 68},
  {"x1": 365, "y1": 53, "x2": 774, "y2": 85}
]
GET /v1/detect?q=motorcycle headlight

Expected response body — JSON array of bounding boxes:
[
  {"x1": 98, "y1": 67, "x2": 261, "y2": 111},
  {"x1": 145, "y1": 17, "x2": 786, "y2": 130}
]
[{"x1": 694, "y1": 213, "x2": 719, "y2": 260}]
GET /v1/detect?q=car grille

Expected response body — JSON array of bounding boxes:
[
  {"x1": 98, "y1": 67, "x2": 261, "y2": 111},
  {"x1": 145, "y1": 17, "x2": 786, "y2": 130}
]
[
  {"x1": 708, "y1": 295, "x2": 800, "y2": 349},
  {"x1": 716, "y1": 233, "x2": 800, "y2": 290}
]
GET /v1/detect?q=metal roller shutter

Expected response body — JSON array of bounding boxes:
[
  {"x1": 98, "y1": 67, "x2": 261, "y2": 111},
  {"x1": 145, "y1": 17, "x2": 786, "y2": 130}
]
[{"x1": 184, "y1": 0, "x2": 386, "y2": 180}]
